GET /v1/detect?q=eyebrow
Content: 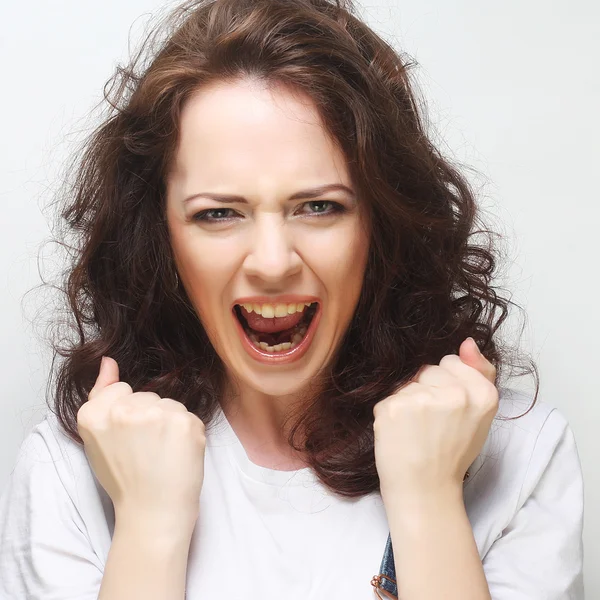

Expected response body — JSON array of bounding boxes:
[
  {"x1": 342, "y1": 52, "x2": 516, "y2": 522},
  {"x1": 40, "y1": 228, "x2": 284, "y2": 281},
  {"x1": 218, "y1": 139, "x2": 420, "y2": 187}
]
[{"x1": 182, "y1": 183, "x2": 355, "y2": 204}]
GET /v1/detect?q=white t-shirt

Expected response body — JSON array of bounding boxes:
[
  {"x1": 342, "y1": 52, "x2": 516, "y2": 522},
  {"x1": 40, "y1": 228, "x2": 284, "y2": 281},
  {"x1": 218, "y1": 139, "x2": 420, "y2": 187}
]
[{"x1": 0, "y1": 388, "x2": 584, "y2": 599}]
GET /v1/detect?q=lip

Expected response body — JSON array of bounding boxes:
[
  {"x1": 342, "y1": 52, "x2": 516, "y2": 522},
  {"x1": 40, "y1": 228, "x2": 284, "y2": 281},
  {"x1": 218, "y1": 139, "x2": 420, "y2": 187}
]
[{"x1": 232, "y1": 299, "x2": 322, "y2": 365}]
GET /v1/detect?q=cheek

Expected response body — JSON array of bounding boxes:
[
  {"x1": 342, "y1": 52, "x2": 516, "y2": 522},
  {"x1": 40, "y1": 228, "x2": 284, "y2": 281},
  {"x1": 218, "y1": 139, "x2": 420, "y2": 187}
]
[
  {"x1": 309, "y1": 223, "x2": 368, "y2": 282},
  {"x1": 334, "y1": 227, "x2": 369, "y2": 323},
  {"x1": 301, "y1": 222, "x2": 369, "y2": 311},
  {"x1": 171, "y1": 234, "x2": 238, "y2": 320}
]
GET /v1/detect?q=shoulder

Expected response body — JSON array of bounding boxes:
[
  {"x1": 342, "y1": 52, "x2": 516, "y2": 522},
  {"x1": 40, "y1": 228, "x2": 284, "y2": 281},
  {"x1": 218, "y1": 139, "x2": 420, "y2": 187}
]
[
  {"x1": 466, "y1": 389, "x2": 585, "y2": 596},
  {"x1": 465, "y1": 387, "x2": 583, "y2": 553},
  {"x1": 467, "y1": 387, "x2": 580, "y2": 498},
  {"x1": 1, "y1": 408, "x2": 113, "y2": 549},
  {"x1": 3, "y1": 409, "x2": 97, "y2": 506},
  {"x1": 1, "y1": 408, "x2": 112, "y2": 540},
  {"x1": 495, "y1": 387, "x2": 575, "y2": 477},
  {"x1": 469, "y1": 386, "x2": 574, "y2": 480},
  {"x1": 0, "y1": 412, "x2": 108, "y2": 596}
]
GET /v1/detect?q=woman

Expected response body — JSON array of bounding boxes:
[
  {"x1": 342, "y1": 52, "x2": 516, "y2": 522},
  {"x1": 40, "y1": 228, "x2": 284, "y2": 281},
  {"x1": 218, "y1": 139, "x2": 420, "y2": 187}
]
[{"x1": 0, "y1": 0, "x2": 584, "y2": 598}]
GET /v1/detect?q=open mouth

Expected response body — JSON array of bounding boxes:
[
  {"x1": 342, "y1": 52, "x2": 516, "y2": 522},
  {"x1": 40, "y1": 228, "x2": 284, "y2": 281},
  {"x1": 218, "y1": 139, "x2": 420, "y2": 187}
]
[{"x1": 233, "y1": 302, "x2": 319, "y2": 355}]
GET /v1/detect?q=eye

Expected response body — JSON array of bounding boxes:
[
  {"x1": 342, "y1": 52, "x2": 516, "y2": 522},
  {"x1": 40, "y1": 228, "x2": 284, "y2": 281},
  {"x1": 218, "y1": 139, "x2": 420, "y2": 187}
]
[
  {"x1": 297, "y1": 200, "x2": 345, "y2": 216},
  {"x1": 192, "y1": 208, "x2": 238, "y2": 222},
  {"x1": 191, "y1": 201, "x2": 346, "y2": 223}
]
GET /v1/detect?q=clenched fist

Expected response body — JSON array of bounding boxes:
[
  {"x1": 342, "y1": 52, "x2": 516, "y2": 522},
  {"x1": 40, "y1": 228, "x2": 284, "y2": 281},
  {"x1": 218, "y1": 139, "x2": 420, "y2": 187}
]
[
  {"x1": 373, "y1": 337, "x2": 499, "y2": 503},
  {"x1": 76, "y1": 356, "x2": 207, "y2": 536}
]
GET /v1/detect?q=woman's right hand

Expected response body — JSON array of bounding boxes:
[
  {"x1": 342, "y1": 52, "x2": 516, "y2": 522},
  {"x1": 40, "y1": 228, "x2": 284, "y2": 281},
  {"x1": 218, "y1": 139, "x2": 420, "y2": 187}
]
[{"x1": 76, "y1": 356, "x2": 207, "y2": 537}]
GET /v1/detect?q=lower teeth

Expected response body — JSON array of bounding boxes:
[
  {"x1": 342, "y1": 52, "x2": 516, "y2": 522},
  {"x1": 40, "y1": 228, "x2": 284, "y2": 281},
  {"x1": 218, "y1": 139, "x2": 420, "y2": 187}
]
[{"x1": 248, "y1": 326, "x2": 307, "y2": 353}]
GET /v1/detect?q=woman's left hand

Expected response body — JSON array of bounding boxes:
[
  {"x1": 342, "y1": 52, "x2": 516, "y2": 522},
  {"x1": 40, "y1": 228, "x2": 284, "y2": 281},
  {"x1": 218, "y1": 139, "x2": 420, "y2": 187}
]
[{"x1": 373, "y1": 337, "x2": 499, "y2": 502}]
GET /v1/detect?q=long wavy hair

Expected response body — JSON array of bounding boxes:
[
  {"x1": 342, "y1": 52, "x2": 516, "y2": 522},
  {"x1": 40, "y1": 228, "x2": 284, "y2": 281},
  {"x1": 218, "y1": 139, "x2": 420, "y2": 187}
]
[{"x1": 39, "y1": 0, "x2": 538, "y2": 498}]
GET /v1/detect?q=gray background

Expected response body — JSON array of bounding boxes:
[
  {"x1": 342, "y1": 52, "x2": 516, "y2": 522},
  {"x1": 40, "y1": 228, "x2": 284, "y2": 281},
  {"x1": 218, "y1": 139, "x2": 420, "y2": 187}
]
[{"x1": 1, "y1": 0, "x2": 598, "y2": 595}]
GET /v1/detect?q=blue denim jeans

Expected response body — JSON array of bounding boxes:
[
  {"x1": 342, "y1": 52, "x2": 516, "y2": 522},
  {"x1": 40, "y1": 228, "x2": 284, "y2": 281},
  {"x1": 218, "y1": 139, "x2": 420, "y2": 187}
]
[{"x1": 371, "y1": 533, "x2": 397, "y2": 598}]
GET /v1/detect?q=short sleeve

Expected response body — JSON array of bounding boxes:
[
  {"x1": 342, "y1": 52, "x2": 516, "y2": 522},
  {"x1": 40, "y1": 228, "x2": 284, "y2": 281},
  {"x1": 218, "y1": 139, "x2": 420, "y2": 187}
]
[
  {"x1": 482, "y1": 408, "x2": 585, "y2": 599},
  {"x1": 0, "y1": 422, "x2": 104, "y2": 599}
]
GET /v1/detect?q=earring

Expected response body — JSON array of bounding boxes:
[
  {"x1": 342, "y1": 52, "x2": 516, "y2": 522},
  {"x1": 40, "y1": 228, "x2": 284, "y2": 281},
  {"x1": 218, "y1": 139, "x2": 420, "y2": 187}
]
[{"x1": 173, "y1": 271, "x2": 180, "y2": 291}]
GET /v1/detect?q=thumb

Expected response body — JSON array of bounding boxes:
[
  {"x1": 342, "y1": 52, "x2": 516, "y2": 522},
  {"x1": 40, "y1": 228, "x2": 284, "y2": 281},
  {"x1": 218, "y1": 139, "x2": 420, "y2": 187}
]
[
  {"x1": 459, "y1": 338, "x2": 496, "y2": 384},
  {"x1": 90, "y1": 356, "x2": 120, "y2": 397}
]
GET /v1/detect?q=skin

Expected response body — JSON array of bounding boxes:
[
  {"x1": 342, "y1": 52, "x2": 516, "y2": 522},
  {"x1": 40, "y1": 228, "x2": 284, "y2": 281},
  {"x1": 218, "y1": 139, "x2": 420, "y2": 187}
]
[
  {"x1": 83, "y1": 77, "x2": 499, "y2": 598},
  {"x1": 372, "y1": 338, "x2": 498, "y2": 599},
  {"x1": 165, "y1": 77, "x2": 370, "y2": 468},
  {"x1": 163, "y1": 75, "x2": 499, "y2": 597}
]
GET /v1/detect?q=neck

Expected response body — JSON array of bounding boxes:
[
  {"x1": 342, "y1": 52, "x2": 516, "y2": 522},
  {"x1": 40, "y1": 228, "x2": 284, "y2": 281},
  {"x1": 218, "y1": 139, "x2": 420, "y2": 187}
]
[{"x1": 219, "y1": 375, "x2": 318, "y2": 470}]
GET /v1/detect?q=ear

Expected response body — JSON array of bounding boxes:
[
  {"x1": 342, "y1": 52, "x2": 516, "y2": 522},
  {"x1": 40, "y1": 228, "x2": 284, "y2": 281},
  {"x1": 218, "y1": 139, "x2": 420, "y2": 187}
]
[{"x1": 459, "y1": 338, "x2": 497, "y2": 384}]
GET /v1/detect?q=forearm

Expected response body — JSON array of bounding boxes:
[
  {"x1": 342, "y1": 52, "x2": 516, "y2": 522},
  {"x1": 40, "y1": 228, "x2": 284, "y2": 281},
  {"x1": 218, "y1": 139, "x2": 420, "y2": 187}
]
[
  {"x1": 382, "y1": 486, "x2": 491, "y2": 600},
  {"x1": 98, "y1": 515, "x2": 192, "y2": 600}
]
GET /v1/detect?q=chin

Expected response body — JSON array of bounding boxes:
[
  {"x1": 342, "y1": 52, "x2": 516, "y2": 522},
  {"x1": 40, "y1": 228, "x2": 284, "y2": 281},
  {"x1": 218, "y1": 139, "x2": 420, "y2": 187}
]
[
  {"x1": 223, "y1": 350, "x2": 328, "y2": 399},
  {"x1": 242, "y1": 366, "x2": 318, "y2": 397}
]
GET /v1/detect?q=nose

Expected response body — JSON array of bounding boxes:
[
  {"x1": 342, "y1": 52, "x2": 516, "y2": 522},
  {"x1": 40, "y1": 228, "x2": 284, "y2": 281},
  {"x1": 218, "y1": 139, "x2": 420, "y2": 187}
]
[{"x1": 242, "y1": 213, "x2": 302, "y2": 283}]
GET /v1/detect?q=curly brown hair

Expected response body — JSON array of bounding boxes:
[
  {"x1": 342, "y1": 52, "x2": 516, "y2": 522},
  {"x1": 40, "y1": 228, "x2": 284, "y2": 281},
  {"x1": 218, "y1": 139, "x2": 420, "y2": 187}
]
[{"x1": 39, "y1": 0, "x2": 538, "y2": 498}]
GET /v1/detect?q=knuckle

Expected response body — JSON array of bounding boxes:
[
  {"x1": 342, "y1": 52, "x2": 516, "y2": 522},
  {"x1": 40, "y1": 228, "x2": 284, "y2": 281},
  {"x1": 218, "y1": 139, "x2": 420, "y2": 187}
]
[
  {"x1": 192, "y1": 422, "x2": 207, "y2": 445},
  {"x1": 172, "y1": 412, "x2": 203, "y2": 438},
  {"x1": 373, "y1": 398, "x2": 396, "y2": 427},
  {"x1": 414, "y1": 388, "x2": 436, "y2": 408},
  {"x1": 76, "y1": 403, "x2": 92, "y2": 427},
  {"x1": 109, "y1": 401, "x2": 132, "y2": 422},
  {"x1": 186, "y1": 411, "x2": 206, "y2": 433},
  {"x1": 115, "y1": 381, "x2": 134, "y2": 395},
  {"x1": 102, "y1": 382, "x2": 133, "y2": 398},
  {"x1": 130, "y1": 391, "x2": 161, "y2": 403},
  {"x1": 476, "y1": 383, "x2": 499, "y2": 412},
  {"x1": 171, "y1": 410, "x2": 191, "y2": 426},
  {"x1": 446, "y1": 382, "x2": 466, "y2": 397},
  {"x1": 89, "y1": 381, "x2": 132, "y2": 402},
  {"x1": 372, "y1": 407, "x2": 382, "y2": 427},
  {"x1": 439, "y1": 354, "x2": 460, "y2": 368},
  {"x1": 77, "y1": 402, "x2": 105, "y2": 429},
  {"x1": 372, "y1": 398, "x2": 386, "y2": 420},
  {"x1": 485, "y1": 386, "x2": 500, "y2": 410},
  {"x1": 414, "y1": 364, "x2": 435, "y2": 380},
  {"x1": 157, "y1": 397, "x2": 188, "y2": 412},
  {"x1": 110, "y1": 401, "x2": 161, "y2": 425},
  {"x1": 448, "y1": 385, "x2": 469, "y2": 408},
  {"x1": 144, "y1": 405, "x2": 164, "y2": 422},
  {"x1": 76, "y1": 401, "x2": 88, "y2": 419}
]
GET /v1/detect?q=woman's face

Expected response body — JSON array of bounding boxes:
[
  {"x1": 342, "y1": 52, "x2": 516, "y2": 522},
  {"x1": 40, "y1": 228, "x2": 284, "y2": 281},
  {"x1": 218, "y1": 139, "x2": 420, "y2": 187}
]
[{"x1": 165, "y1": 78, "x2": 370, "y2": 397}]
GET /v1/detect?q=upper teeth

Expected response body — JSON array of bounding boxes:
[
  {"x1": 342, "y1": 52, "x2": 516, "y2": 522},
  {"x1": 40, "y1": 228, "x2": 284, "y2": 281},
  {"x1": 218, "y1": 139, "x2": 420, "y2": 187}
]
[{"x1": 240, "y1": 302, "x2": 312, "y2": 318}]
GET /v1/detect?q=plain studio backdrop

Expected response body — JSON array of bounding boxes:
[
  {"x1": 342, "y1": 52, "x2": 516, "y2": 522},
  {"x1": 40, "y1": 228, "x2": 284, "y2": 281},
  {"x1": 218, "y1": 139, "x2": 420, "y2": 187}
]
[{"x1": 1, "y1": 0, "x2": 598, "y2": 595}]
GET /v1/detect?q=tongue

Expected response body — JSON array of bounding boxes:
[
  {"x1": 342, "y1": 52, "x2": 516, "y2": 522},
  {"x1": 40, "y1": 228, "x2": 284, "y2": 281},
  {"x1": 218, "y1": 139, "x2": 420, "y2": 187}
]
[{"x1": 240, "y1": 306, "x2": 305, "y2": 333}]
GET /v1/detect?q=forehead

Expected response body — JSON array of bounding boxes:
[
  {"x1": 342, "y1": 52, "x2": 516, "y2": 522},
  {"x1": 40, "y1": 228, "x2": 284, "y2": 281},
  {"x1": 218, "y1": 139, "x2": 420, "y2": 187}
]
[{"x1": 169, "y1": 79, "x2": 350, "y2": 191}]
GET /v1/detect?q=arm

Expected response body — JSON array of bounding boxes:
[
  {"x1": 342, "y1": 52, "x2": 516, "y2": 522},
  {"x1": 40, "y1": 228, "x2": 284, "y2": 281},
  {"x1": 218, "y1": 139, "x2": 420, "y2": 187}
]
[
  {"x1": 0, "y1": 419, "x2": 195, "y2": 600},
  {"x1": 99, "y1": 512, "x2": 193, "y2": 600},
  {"x1": 383, "y1": 485, "x2": 491, "y2": 600},
  {"x1": 382, "y1": 407, "x2": 585, "y2": 600}
]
